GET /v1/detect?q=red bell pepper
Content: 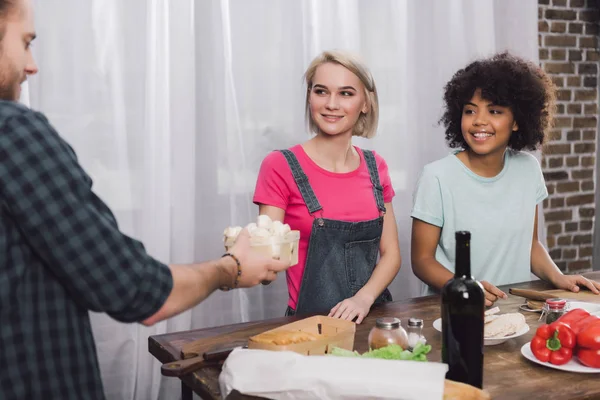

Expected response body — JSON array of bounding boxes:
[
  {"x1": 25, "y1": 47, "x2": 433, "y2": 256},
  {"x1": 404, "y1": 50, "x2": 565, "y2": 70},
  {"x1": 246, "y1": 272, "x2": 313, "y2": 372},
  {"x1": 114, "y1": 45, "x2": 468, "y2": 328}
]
[
  {"x1": 575, "y1": 320, "x2": 600, "y2": 368},
  {"x1": 577, "y1": 323, "x2": 600, "y2": 350},
  {"x1": 576, "y1": 348, "x2": 600, "y2": 368},
  {"x1": 571, "y1": 315, "x2": 600, "y2": 335},
  {"x1": 556, "y1": 308, "x2": 590, "y2": 328},
  {"x1": 531, "y1": 322, "x2": 576, "y2": 365}
]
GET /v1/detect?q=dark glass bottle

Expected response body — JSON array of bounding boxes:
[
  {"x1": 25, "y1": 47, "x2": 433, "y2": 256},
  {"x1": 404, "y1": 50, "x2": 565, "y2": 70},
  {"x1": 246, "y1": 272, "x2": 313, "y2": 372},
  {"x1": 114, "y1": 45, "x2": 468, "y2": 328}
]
[{"x1": 441, "y1": 231, "x2": 485, "y2": 389}]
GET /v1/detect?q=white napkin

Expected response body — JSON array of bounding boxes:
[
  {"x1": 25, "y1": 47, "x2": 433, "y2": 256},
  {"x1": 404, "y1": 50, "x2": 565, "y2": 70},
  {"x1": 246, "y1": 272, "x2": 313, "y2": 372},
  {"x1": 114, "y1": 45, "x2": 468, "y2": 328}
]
[{"x1": 219, "y1": 348, "x2": 448, "y2": 400}]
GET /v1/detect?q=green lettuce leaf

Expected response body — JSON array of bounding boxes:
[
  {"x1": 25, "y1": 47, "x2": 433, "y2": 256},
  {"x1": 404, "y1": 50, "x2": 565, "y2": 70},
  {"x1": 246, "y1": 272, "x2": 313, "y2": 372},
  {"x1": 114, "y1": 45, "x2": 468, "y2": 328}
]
[
  {"x1": 329, "y1": 347, "x2": 361, "y2": 357},
  {"x1": 329, "y1": 343, "x2": 432, "y2": 362}
]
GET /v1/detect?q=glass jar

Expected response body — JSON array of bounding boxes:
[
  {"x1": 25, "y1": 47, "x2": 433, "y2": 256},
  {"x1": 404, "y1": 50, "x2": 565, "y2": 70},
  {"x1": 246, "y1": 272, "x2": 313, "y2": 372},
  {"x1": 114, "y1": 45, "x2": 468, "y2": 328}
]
[
  {"x1": 406, "y1": 318, "x2": 426, "y2": 350},
  {"x1": 368, "y1": 317, "x2": 409, "y2": 350},
  {"x1": 543, "y1": 298, "x2": 567, "y2": 324}
]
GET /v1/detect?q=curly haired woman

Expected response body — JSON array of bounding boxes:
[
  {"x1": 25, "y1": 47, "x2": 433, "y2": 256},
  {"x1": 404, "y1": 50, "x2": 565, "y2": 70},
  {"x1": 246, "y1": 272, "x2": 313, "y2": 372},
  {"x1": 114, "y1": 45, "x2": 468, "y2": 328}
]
[{"x1": 410, "y1": 52, "x2": 600, "y2": 306}]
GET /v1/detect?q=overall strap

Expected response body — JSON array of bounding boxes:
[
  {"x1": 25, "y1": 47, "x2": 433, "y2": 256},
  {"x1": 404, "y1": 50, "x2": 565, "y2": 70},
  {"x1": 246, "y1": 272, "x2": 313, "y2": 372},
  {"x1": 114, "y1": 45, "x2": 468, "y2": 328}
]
[
  {"x1": 361, "y1": 149, "x2": 387, "y2": 214},
  {"x1": 278, "y1": 149, "x2": 323, "y2": 215}
]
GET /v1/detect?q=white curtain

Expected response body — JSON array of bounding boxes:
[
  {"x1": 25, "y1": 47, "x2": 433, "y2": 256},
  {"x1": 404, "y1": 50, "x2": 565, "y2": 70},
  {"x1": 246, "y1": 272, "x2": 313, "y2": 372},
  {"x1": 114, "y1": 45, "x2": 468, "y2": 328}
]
[{"x1": 27, "y1": 1, "x2": 537, "y2": 399}]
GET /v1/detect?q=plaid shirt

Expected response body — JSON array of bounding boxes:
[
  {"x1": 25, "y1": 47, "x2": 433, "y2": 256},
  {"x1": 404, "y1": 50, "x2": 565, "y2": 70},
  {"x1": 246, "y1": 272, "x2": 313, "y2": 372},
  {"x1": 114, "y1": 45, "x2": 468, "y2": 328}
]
[{"x1": 0, "y1": 102, "x2": 173, "y2": 399}]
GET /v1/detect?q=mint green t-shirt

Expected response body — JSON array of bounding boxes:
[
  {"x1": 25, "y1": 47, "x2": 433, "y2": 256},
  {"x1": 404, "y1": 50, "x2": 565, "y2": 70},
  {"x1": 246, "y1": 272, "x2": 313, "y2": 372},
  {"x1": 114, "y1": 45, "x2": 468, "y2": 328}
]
[{"x1": 411, "y1": 149, "x2": 548, "y2": 295}]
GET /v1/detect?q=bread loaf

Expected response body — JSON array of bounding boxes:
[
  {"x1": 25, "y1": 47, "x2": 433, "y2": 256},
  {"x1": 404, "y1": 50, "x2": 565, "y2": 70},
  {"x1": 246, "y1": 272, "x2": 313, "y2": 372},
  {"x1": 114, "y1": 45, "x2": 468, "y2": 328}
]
[
  {"x1": 444, "y1": 380, "x2": 491, "y2": 400},
  {"x1": 249, "y1": 330, "x2": 320, "y2": 346}
]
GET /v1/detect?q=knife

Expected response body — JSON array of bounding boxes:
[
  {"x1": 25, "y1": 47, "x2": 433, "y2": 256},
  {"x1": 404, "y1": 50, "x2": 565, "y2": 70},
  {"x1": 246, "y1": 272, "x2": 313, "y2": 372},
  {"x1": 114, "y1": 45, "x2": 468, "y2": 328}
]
[
  {"x1": 509, "y1": 288, "x2": 559, "y2": 302},
  {"x1": 161, "y1": 345, "x2": 246, "y2": 377}
]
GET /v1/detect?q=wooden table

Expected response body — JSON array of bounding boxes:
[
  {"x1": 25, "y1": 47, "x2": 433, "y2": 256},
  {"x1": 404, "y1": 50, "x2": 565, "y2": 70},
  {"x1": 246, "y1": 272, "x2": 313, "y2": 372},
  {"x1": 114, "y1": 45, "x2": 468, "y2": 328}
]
[{"x1": 149, "y1": 271, "x2": 600, "y2": 400}]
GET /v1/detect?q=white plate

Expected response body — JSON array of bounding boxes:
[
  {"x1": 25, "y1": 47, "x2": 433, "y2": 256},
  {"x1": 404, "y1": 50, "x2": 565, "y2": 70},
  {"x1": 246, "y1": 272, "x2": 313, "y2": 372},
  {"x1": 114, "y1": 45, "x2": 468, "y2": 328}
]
[
  {"x1": 521, "y1": 342, "x2": 600, "y2": 373},
  {"x1": 568, "y1": 301, "x2": 600, "y2": 316},
  {"x1": 519, "y1": 304, "x2": 542, "y2": 313},
  {"x1": 432, "y1": 318, "x2": 530, "y2": 346}
]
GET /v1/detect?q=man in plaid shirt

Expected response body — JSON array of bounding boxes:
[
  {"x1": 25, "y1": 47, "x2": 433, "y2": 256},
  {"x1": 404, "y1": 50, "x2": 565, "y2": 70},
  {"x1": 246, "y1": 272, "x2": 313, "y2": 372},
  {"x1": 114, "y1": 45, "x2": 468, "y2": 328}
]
[{"x1": 0, "y1": 1, "x2": 289, "y2": 399}]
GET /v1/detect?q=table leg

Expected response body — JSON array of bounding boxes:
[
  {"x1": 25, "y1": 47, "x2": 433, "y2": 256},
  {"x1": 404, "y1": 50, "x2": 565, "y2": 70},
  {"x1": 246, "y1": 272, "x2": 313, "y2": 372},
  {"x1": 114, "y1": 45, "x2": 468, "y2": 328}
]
[{"x1": 181, "y1": 381, "x2": 193, "y2": 400}]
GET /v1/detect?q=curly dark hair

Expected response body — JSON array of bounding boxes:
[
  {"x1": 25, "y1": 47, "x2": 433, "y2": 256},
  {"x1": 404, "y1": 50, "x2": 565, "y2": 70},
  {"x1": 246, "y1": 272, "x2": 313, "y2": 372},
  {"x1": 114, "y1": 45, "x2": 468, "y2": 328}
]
[{"x1": 440, "y1": 52, "x2": 556, "y2": 151}]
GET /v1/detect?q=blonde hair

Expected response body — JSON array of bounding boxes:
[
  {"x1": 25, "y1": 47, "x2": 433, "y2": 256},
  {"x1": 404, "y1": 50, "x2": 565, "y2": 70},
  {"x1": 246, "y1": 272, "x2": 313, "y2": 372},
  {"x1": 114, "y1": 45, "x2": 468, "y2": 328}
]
[{"x1": 304, "y1": 50, "x2": 379, "y2": 139}]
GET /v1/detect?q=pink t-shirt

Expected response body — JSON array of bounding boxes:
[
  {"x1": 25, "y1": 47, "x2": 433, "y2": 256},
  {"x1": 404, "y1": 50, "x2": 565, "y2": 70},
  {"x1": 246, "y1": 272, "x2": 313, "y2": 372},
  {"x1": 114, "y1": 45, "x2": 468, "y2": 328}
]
[{"x1": 253, "y1": 145, "x2": 395, "y2": 310}]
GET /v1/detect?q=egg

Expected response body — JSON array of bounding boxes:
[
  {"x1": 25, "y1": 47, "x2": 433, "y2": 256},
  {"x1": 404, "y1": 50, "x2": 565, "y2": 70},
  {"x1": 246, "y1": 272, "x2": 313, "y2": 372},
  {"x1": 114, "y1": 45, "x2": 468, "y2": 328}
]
[
  {"x1": 223, "y1": 226, "x2": 242, "y2": 238},
  {"x1": 257, "y1": 214, "x2": 273, "y2": 230},
  {"x1": 271, "y1": 220, "x2": 290, "y2": 237}
]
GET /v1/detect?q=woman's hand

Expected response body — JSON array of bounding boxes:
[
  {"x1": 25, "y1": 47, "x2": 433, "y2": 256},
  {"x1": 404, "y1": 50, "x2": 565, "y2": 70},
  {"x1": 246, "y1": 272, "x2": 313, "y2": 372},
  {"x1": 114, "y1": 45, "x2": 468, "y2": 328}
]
[
  {"x1": 480, "y1": 280, "x2": 508, "y2": 307},
  {"x1": 328, "y1": 292, "x2": 374, "y2": 324},
  {"x1": 551, "y1": 274, "x2": 600, "y2": 295}
]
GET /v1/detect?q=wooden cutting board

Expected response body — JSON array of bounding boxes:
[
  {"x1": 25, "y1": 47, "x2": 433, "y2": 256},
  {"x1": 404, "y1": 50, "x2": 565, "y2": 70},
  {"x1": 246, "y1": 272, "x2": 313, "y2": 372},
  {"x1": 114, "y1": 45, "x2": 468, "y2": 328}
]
[
  {"x1": 543, "y1": 289, "x2": 600, "y2": 303},
  {"x1": 509, "y1": 288, "x2": 600, "y2": 303}
]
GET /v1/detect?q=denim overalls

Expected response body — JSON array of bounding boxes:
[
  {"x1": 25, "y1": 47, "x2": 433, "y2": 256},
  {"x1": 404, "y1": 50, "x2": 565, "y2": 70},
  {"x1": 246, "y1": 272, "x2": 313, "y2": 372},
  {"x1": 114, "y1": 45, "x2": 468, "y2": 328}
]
[{"x1": 280, "y1": 148, "x2": 393, "y2": 316}]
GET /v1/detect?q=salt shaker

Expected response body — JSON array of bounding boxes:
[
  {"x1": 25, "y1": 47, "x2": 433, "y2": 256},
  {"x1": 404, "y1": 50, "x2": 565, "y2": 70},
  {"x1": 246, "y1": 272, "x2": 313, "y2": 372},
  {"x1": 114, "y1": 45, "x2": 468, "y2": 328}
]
[{"x1": 406, "y1": 318, "x2": 426, "y2": 351}]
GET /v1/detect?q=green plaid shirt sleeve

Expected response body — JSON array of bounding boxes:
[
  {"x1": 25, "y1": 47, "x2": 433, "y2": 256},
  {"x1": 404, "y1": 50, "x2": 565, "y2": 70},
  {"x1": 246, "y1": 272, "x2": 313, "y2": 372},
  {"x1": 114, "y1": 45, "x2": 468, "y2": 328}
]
[
  {"x1": 0, "y1": 108, "x2": 173, "y2": 321},
  {"x1": 0, "y1": 103, "x2": 173, "y2": 399}
]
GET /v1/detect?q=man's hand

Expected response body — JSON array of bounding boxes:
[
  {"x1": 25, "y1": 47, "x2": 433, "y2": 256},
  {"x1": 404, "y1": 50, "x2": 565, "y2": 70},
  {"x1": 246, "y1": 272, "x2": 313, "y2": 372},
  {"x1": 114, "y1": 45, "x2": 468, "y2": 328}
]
[
  {"x1": 144, "y1": 228, "x2": 290, "y2": 326},
  {"x1": 221, "y1": 228, "x2": 290, "y2": 288},
  {"x1": 480, "y1": 280, "x2": 508, "y2": 307},
  {"x1": 551, "y1": 274, "x2": 600, "y2": 295},
  {"x1": 328, "y1": 292, "x2": 374, "y2": 324}
]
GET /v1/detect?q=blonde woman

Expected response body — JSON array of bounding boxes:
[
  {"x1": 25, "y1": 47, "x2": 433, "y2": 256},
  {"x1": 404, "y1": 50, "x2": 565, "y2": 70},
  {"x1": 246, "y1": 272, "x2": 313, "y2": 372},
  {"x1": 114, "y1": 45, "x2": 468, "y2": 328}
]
[{"x1": 253, "y1": 50, "x2": 401, "y2": 323}]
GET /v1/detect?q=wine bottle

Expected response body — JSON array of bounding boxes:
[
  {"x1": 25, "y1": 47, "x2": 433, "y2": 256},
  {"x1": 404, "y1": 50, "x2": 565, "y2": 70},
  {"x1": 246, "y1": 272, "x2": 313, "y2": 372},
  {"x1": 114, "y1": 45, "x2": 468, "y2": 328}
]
[{"x1": 441, "y1": 231, "x2": 485, "y2": 389}]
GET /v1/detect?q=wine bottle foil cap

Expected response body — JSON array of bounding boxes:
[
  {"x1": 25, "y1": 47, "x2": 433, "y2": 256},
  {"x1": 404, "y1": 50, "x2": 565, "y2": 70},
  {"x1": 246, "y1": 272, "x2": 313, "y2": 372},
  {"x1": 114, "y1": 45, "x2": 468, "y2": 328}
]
[
  {"x1": 455, "y1": 230, "x2": 471, "y2": 240},
  {"x1": 408, "y1": 318, "x2": 423, "y2": 327},
  {"x1": 375, "y1": 317, "x2": 401, "y2": 330}
]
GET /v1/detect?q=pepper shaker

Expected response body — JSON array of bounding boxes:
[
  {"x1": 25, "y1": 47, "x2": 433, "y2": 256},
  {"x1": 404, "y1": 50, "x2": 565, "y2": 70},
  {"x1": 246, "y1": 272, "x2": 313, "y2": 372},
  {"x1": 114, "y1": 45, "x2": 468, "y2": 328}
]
[
  {"x1": 368, "y1": 317, "x2": 409, "y2": 350},
  {"x1": 542, "y1": 298, "x2": 567, "y2": 324}
]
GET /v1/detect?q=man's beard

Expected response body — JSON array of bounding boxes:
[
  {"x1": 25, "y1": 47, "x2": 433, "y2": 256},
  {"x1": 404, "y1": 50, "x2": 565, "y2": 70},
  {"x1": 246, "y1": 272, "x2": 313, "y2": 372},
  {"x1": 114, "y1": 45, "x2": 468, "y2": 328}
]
[{"x1": 0, "y1": 66, "x2": 22, "y2": 101}]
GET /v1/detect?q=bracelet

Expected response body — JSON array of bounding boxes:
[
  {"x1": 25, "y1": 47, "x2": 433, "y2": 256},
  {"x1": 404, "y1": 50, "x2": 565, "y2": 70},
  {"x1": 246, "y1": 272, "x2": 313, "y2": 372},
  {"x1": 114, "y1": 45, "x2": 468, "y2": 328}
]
[{"x1": 219, "y1": 252, "x2": 242, "y2": 291}]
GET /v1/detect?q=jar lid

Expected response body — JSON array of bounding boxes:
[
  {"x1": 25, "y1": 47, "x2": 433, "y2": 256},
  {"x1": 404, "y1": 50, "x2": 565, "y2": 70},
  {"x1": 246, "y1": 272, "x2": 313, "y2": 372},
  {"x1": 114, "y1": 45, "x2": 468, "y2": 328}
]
[
  {"x1": 408, "y1": 318, "x2": 423, "y2": 327},
  {"x1": 375, "y1": 317, "x2": 401, "y2": 330},
  {"x1": 546, "y1": 298, "x2": 567, "y2": 309}
]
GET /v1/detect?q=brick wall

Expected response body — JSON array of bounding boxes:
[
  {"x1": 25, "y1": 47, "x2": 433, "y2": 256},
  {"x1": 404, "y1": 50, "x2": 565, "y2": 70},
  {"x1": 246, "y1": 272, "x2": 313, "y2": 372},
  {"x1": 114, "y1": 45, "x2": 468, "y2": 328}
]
[{"x1": 538, "y1": 0, "x2": 599, "y2": 273}]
